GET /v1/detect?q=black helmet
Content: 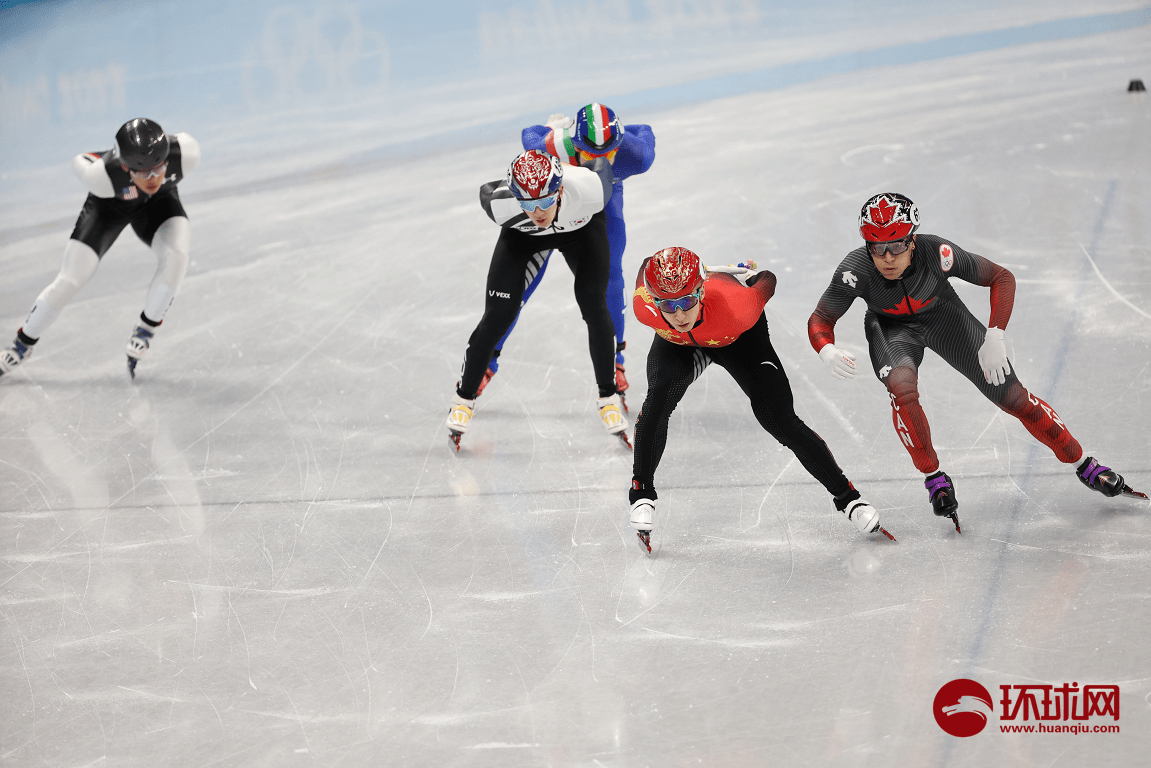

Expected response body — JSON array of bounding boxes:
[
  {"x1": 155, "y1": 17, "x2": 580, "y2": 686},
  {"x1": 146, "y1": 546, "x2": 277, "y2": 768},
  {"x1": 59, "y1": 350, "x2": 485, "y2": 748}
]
[{"x1": 115, "y1": 118, "x2": 169, "y2": 171}]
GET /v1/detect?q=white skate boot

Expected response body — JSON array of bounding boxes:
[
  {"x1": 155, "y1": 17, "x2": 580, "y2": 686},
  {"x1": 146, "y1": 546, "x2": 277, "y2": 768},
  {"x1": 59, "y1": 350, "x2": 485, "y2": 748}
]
[
  {"x1": 598, "y1": 393, "x2": 632, "y2": 449},
  {"x1": 126, "y1": 323, "x2": 156, "y2": 379},
  {"x1": 0, "y1": 337, "x2": 33, "y2": 378},
  {"x1": 446, "y1": 394, "x2": 475, "y2": 452},
  {"x1": 630, "y1": 498, "x2": 655, "y2": 554},
  {"x1": 835, "y1": 489, "x2": 896, "y2": 541}
]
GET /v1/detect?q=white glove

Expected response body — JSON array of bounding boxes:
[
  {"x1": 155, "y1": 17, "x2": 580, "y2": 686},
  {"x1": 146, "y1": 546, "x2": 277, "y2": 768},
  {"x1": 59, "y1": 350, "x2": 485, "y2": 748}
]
[
  {"x1": 818, "y1": 344, "x2": 857, "y2": 380},
  {"x1": 545, "y1": 113, "x2": 572, "y2": 131},
  {"x1": 978, "y1": 326, "x2": 1011, "y2": 386}
]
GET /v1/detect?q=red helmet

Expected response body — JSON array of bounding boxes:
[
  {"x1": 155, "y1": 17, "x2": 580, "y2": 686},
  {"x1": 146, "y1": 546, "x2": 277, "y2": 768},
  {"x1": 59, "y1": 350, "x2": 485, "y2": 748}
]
[
  {"x1": 506, "y1": 150, "x2": 563, "y2": 201},
  {"x1": 644, "y1": 247, "x2": 704, "y2": 299},
  {"x1": 859, "y1": 193, "x2": 920, "y2": 242}
]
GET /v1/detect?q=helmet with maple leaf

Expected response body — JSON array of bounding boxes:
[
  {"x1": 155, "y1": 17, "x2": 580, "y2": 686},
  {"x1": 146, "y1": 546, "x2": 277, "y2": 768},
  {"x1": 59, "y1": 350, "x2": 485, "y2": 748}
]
[
  {"x1": 859, "y1": 193, "x2": 920, "y2": 242},
  {"x1": 644, "y1": 246, "x2": 704, "y2": 300}
]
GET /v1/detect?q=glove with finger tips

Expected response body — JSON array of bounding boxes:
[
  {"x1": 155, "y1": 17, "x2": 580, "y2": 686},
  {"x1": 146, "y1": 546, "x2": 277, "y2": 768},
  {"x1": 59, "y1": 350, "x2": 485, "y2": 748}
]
[
  {"x1": 978, "y1": 327, "x2": 1011, "y2": 386},
  {"x1": 818, "y1": 344, "x2": 858, "y2": 380}
]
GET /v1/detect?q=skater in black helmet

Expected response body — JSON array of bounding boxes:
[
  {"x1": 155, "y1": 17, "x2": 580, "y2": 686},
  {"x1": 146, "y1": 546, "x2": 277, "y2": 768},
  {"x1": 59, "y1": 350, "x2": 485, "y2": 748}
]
[
  {"x1": 0, "y1": 118, "x2": 200, "y2": 381},
  {"x1": 808, "y1": 192, "x2": 1146, "y2": 532}
]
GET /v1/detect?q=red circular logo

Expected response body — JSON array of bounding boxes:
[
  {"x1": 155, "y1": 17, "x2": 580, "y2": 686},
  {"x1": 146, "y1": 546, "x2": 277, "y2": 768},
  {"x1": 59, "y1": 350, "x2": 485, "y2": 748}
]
[{"x1": 933, "y1": 679, "x2": 994, "y2": 737}]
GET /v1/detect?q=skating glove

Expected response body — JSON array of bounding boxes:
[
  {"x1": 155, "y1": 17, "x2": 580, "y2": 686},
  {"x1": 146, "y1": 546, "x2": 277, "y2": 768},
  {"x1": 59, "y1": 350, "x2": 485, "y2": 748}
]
[
  {"x1": 818, "y1": 344, "x2": 857, "y2": 380},
  {"x1": 978, "y1": 327, "x2": 1011, "y2": 386},
  {"x1": 546, "y1": 113, "x2": 572, "y2": 131}
]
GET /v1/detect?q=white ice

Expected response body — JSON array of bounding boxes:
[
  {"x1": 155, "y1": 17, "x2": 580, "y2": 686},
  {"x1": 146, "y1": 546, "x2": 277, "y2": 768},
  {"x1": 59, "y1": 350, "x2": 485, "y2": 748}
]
[{"x1": 1, "y1": 2, "x2": 1149, "y2": 766}]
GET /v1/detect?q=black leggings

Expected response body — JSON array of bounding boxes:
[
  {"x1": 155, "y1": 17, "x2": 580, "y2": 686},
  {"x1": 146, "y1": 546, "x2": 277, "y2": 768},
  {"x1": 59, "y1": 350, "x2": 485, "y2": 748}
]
[
  {"x1": 458, "y1": 213, "x2": 617, "y2": 399},
  {"x1": 631, "y1": 314, "x2": 852, "y2": 500}
]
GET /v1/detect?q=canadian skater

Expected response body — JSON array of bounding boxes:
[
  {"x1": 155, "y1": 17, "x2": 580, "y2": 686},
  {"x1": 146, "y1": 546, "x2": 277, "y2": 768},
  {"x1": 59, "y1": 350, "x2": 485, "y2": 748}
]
[
  {"x1": 808, "y1": 192, "x2": 1146, "y2": 533},
  {"x1": 446, "y1": 149, "x2": 629, "y2": 452},
  {"x1": 476, "y1": 103, "x2": 656, "y2": 411},
  {"x1": 0, "y1": 118, "x2": 199, "y2": 381},
  {"x1": 628, "y1": 247, "x2": 895, "y2": 555}
]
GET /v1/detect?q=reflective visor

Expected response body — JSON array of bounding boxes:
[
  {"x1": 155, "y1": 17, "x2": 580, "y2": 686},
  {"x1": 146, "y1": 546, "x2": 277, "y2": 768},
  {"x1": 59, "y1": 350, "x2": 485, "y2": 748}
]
[{"x1": 518, "y1": 192, "x2": 560, "y2": 212}]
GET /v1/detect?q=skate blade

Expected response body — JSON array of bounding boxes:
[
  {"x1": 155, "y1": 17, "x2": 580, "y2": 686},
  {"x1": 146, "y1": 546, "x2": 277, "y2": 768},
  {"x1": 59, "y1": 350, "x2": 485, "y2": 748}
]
[
  {"x1": 127, "y1": 356, "x2": 138, "y2": 380},
  {"x1": 620, "y1": 393, "x2": 628, "y2": 415},
  {"x1": 878, "y1": 526, "x2": 897, "y2": 542},
  {"x1": 616, "y1": 431, "x2": 633, "y2": 451},
  {"x1": 949, "y1": 513, "x2": 961, "y2": 533},
  {"x1": 1120, "y1": 485, "x2": 1148, "y2": 500},
  {"x1": 636, "y1": 530, "x2": 651, "y2": 556},
  {"x1": 448, "y1": 430, "x2": 462, "y2": 453}
]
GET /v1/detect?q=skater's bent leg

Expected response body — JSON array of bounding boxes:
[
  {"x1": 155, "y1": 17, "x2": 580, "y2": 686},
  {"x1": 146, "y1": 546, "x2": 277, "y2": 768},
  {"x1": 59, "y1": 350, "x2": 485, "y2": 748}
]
[
  {"x1": 631, "y1": 340, "x2": 701, "y2": 501},
  {"x1": 457, "y1": 235, "x2": 531, "y2": 398},
  {"x1": 720, "y1": 321, "x2": 852, "y2": 496},
  {"x1": 490, "y1": 250, "x2": 551, "y2": 371},
  {"x1": 142, "y1": 216, "x2": 190, "y2": 323},
  {"x1": 885, "y1": 366, "x2": 940, "y2": 473},
  {"x1": 562, "y1": 220, "x2": 617, "y2": 397},
  {"x1": 605, "y1": 215, "x2": 628, "y2": 363},
  {"x1": 22, "y1": 239, "x2": 101, "y2": 340},
  {"x1": 995, "y1": 380, "x2": 1083, "y2": 463}
]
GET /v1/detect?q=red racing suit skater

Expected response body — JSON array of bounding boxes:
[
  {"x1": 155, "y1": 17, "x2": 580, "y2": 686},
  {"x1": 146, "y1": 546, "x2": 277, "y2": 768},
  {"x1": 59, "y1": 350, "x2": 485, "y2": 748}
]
[
  {"x1": 807, "y1": 233, "x2": 1082, "y2": 474},
  {"x1": 630, "y1": 261, "x2": 860, "y2": 504}
]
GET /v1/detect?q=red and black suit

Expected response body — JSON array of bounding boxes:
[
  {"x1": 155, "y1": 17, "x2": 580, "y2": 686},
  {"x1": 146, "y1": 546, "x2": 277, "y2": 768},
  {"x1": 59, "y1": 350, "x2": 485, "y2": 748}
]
[
  {"x1": 631, "y1": 262, "x2": 858, "y2": 503},
  {"x1": 808, "y1": 234, "x2": 1082, "y2": 474}
]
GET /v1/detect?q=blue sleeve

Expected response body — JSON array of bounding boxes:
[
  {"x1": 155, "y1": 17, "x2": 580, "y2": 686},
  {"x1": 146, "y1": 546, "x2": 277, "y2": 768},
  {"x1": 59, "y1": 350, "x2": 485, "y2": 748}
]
[
  {"x1": 521, "y1": 125, "x2": 550, "y2": 152},
  {"x1": 611, "y1": 124, "x2": 656, "y2": 181}
]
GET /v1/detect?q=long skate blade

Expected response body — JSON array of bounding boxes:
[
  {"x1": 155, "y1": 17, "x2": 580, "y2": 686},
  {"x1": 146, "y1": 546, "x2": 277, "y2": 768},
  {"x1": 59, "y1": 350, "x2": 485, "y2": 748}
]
[
  {"x1": 636, "y1": 530, "x2": 651, "y2": 556},
  {"x1": 448, "y1": 430, "x2": 462, "y2": 453},
  {"x1": 878, "y1": 526, "x2": 897, "y2": 542},
  {"x1": 1120, "y1": 485, "x2": 1148, "y2": 500},
  {"x1": 620, "y1": 393, "x2": 629, "y2": 415},
  {"x1": 950, "y1": 513, "x2": 961, "y2": 533},
  {"x1": 127, "y1": 356, "x2": 138, "y2": 380},
  {"x1": 616, "y1": 431, "x2": 633, "y2": 451}
]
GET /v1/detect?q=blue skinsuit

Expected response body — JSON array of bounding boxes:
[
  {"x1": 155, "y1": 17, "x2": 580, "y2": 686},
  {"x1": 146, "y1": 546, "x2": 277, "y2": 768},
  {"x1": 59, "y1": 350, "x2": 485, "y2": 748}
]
[{"x1": 488, "y1": 123, "x2": 656, "y2": 371}]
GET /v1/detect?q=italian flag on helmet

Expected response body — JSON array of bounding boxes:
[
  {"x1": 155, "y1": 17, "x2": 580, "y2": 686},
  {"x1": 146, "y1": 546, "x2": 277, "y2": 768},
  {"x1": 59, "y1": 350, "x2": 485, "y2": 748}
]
[{"x1": 573, "y1": 102, "x2": 624, "y2": 155}]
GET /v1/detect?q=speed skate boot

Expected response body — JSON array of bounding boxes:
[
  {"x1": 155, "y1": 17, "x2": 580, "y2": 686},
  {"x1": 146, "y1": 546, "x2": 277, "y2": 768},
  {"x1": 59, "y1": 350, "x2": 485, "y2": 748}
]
[
  {"x1": 0, "y1": 333, "x2": 34, "y2": 378},
  {"x1": 446, "y1": 394, "x2": 475, "y2": 452},
  {"x1": 125, "y1": 321, "x2": 157, "y2": 379},
  {"x1": 834, "y1": 487, "x2": 896, "y2": 541},
  {"x1": 925, "y1": 470, "x2": 961, "y2": 532},
  {"x1": 1076, "y1": 457, "x2": 1148, "y2": 500},
  {"x1": 598, "y1": 393, "x2": 632, "y2": 450},
  {"x1": 630, "y1": 498, "x2": 655, "y2": 555}
]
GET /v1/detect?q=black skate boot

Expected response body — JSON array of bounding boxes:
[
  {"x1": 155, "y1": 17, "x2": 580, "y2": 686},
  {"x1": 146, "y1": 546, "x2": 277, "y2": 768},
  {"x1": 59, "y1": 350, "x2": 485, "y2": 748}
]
[
  {"x1": 925, "y1": 471, "x2": 961, "y2": 532},
  {"x1": 1076, "y1": 457, "x2": 1148, "y2": 500}
]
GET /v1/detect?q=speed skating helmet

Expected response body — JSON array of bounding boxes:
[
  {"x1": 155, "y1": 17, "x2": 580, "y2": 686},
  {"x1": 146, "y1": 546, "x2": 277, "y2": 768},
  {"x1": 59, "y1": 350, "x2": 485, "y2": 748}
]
[
  {"x1": 572, "y1": 103, "x2": 624, "y2": 156},
  {"x1": 644, "y1": 247, "x2": 705, "y2": 300},
  {"x1": 858, "y1": 192, "x2": 920, "y2": 242},
  {"x1": 115, "y1": 118, "x2": 170, "y2": 171},
  {"x1": 507, "y1": 150, "x2": 563, "y2": 201}
]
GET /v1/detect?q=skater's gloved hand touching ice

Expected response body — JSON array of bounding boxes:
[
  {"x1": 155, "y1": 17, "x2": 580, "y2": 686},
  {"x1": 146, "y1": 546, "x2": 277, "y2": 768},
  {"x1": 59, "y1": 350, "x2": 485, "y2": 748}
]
[
  {"x1": 978, "y1": 326, "x2": 1011, "y2": 386},
  {"x1": 818, "y1": 344, "x2": 857, "y2": 380}
]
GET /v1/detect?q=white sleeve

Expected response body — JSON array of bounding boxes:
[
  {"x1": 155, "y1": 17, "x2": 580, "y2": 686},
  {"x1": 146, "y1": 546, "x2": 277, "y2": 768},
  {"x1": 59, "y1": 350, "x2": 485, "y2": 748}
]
[
  {"x1": 71, "y1": 152, "x2": 115, "y2": 198},
  {"x1": 174, "y1": 132, "x2": 200, "y2": 174}
]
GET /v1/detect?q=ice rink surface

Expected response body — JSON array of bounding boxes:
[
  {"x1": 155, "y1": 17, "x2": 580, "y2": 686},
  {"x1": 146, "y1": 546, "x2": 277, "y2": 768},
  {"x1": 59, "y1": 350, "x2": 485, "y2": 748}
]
[{"x1": 2, "y1": 2, "x2": 1150, "y2": 766}]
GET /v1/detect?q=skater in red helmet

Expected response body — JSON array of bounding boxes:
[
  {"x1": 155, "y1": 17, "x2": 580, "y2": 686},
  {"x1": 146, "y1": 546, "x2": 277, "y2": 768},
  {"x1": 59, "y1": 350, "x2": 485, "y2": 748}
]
[
  {"x1": 808, "y1": 192, "x2": 1145, "y2": 533},
  {"x1": 628, "y1": 247, "x2": 894, "y2": 554}
]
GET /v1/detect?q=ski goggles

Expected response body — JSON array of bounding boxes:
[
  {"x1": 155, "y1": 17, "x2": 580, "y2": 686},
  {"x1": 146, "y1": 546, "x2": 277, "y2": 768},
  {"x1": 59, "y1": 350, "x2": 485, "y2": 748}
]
[
  {"x1": 867, "y1": 237, "x2": 912, "y2": 257},
  {"x1": 577, "y1": 148, "x2": 619, "y2": 162},
  {"x1": 129, "y1": 162, "x2": 168, "y2": 181},
  {"x1": 654, "y1": 290, "x2": 701, "y2": 314},
  {"x1": 518, "y1": 192, "x2": 560, "y2": 212}
]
